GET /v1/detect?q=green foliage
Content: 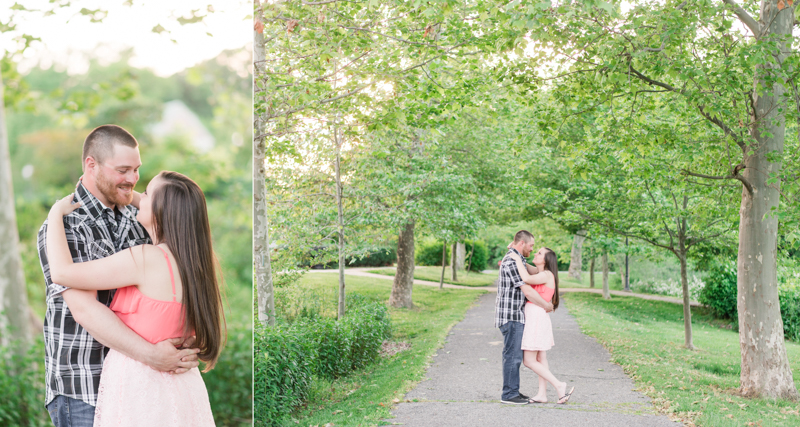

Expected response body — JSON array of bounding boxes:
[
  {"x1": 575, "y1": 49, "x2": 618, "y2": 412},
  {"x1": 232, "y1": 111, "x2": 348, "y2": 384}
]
[
  {"x1": 279, "y1": 273, "x2": 483, "y2": 427},
  {"x1": 204, "y1": 327, "x2": 253, "y2": 426},
  {"x1": 698, "y1": 261, "x2": 739, "y2": 321},
  {"x1": 464, "y1": 240, "x2": 488, "y2": 272},
  {"x1": 254, "y1": 323, "x2": 314, "y2": 427},
  {"x1": 317, "y1": 247, "x2": 398, "y2": 269},
  {"x1": 345, "y1": 248, "x2": 397, "y2": 268},
  {"x1": 699, "y1": 260, "x2": 800, "y2": 341},
  {"x1": 415, "y1": 240, "x2": 450, "y2": 267},
  {"x1": 0, "y1": 337, "x2": 48, "y2": 427},
  {"x1": 779, "y1": 263, "x2": 800, "y2": 342},
  {"x1": 254, "y1": 294, "x2": 391, "y2": 426},
  {"x1": 781, "y1": 284, "x2": 800, "y2": 343}
]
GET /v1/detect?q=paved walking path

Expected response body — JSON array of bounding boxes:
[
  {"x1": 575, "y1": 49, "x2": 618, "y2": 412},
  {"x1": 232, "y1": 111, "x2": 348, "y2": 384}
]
[
  {"x1": 312, "y1": 268, "x2": 702, "y2": 306},
  {"x1": 384, "y1": 293, "x2": 683, "y2": 426}
]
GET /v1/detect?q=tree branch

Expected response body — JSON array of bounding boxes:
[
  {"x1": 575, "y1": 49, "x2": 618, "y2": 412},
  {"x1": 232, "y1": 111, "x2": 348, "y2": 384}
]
[
  {"x1": 722, "y1": 0, "x2": 760, "y2": 37},
  {"x1": 681, "y1": 166, "x2": 754, "y2": 194}
]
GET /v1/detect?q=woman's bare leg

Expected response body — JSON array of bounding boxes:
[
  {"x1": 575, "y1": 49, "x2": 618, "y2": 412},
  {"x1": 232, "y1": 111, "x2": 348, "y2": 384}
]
[
  {"x1": 533, "y1": 351, "x2": 548, "y2": 401},
  {"x1": 523, "y1": 349, "x2": 567, "y2": 401}
]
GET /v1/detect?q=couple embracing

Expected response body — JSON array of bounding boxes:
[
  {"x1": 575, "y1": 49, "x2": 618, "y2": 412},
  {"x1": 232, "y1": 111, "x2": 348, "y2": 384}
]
[
  {"x1": 495, "y1": 230, "x2": 575, "y2": 405},
  {"x1": 38, "y1": 125, "x2": 225, "y2": 426}
]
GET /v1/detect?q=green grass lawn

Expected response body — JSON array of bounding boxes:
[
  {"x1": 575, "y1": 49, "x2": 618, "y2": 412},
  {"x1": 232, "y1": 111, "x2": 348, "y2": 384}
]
[
  {"x1": 284, "y1": 272, "x2": 485, "y2": 426},
  {"x1": 563, "y1": 292, "x2": 800, "y2": 426},
  {"x1": 366, "y1": 266, "x2": 498, "y2": 287}
]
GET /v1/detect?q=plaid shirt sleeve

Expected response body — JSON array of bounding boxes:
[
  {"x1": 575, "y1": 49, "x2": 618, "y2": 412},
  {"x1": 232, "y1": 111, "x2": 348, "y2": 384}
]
[
  {"x1": 500, "y1": 256, "x2": 527, "y2": 289},
  {"x1": 38, "y1": 217, "x2": 78, "y2": 296}
]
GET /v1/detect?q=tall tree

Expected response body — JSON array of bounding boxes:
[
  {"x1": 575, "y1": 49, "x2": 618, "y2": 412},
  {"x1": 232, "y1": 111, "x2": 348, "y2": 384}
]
[
  {"x1": 508, "y1": 0, "x2": 799, "y2": 399},
  {"x1": 0, "y1": 70, "x2": 32, "y2": 348},
  {"x1": 254, "y1": 3, "x2": 275, "y2": 327}
]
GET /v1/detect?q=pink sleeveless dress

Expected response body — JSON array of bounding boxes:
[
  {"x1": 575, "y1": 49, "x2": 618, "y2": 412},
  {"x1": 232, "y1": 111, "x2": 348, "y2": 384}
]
[
  {"x1": 93, "y1": 247, "x2": 215, "y2": 426},
  {"x1": 521, "y1": 284, "x2": 555, "y2": 351}
]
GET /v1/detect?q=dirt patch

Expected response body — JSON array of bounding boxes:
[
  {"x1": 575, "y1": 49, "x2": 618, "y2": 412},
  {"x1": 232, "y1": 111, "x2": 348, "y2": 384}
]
[{"x1": 380, "y1": 340, "x2": 411, "y2": 358}]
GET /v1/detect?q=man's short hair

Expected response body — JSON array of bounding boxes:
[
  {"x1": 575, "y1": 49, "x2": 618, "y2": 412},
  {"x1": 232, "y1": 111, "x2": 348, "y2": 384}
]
[
  {"x1": 82, "y1": 125, "x2": 139, "y2": 171},
  {"x1": 513, "y1": 230, "x2": 535, "y2": 244}
]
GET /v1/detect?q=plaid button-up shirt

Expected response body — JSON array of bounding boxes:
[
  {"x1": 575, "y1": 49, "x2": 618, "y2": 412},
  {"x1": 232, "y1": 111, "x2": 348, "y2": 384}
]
[
  {"x1": 495, "y1": 248, "x2": 529, "y2": 328},
  {"x1": 38, "y1": 182, "x2": 150, "y2": 407}
]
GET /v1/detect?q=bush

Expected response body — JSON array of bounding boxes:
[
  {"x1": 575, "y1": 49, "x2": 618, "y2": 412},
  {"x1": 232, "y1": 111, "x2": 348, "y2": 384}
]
[
  {"x1": 417, "y1": 240, "x2": 488, "y2": 271},
  {"x1": 464, "y1": 240, "x2": 488, "y2": 272},
  {"x1": 343, "y1": 294, "x2": 392, "y2": 371},
  {"x1": 303, "y1": 317, "x2": 353, "y2": 379},
  {"x1": 254, "y1": 324, "x2": 315, "y2": 427},
  {"x1": 205, "y1": 327, "x2": 253, "y2": 426},
  {"x1": 779, "y1": 265, "x2": 800, "y2": 342},
  {"x1": 295, "y1": 294, "x2": 391, "y2": 379},
  {"x1": 698, "y1": 261, "x2": 738, "y2": 320},
  {"x1": 253, "y1": 293, "x2": 392, "y2": 426},
  {"x1": 0, "y1": 336, "x2": 48, "y2": 427},
  {"x1": 699, "y1": 260, "x2": 800, "y2": 341},
  {"x1": 416, "y1": 240, "x2": 450, "y2": 266},
  {"x1": 346, "y1": 247, "x2": 397, "y2": 267}
]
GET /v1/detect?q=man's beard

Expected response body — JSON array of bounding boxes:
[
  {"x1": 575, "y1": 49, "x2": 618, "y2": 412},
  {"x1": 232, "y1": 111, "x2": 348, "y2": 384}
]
[{"x1": 96, "y1": 170, "x2": 134, "y2": 207}]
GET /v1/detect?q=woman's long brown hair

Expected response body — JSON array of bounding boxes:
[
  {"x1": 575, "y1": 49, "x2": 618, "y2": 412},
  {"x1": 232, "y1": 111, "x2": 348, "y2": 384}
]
[
  {"x1": 150, "y1": 171, "x2": 226, "y2": 371},
  {"x1": 543, "y1": 247, "x2": 560, "y2": 310}
]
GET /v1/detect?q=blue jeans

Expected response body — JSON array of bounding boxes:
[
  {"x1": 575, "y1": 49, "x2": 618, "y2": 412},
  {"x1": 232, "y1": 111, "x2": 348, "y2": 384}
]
[
  {"x1": 499, "y1": 320, "x2": 525, "y2": 400},
  {"x1": 47, "y1": 395, "x2": 95, "y2": 427}
]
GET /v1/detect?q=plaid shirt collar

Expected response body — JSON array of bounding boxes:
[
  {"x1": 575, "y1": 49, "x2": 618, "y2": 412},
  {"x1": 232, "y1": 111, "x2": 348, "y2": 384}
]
[
  {"x1": 509, "y1": 248, "x2": 525, "y2": 263},
  {"x1": 74, "y1": 181, "x2": 137, "y2": 225}
]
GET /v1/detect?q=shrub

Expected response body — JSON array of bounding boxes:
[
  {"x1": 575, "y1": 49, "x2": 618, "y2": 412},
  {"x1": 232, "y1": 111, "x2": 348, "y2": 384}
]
[
  {"x1": 464, "y1": 240, "x2": 488, "y2": 272},
  {"x1": 205, "y1": 327, "x2": 253, "y2": 426},
  {"x1": 343, "y1": 294, "x2": 392, "y2": 370},
  {"x1": 779, "y1": 265, "x2": 800, "y2": 342},
  {"x1": 631, "y1": 275, "x2": 705, "y2": 301},
  {"x1": 253, "y1": 293, "x2": 392, "y2": 426},
  {"x1": 417, "y1": 240, "x2": 488, "y2": 271},
  {"x1": 416, "y1": 240, "x2": 450, "y2": 266},
  {"x1": 698, "y1": 261, "x2": 738, "y2": 320},
  {"x1": 303, "y1": 317, "x2": 353, "y2": 379},
  {"x1": 0, "y1": 336, "x2": 48, "y2": 427},
  {"x1": 254, "y1": 323, "x2": 315, "y2": 427},
  {"x1": 346, "y1": 247, "x2": 397, "y2": 267}
]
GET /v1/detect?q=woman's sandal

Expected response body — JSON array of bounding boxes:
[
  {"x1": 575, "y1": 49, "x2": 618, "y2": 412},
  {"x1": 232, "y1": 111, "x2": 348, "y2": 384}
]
[
  {"x1": 557, "y1": 386, "x2": 575, "y2": 404},
  {"x1": 528, "y1": 397, "x2": 547, "y2": 404}
]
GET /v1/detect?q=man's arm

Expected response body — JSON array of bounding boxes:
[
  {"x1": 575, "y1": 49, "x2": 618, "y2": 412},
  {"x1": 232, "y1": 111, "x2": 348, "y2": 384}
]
[
  {"x1": 62, "y1": 289, "x2": 199, "y2": 373},
  {"x1": 520, "y1": 285, "x2": 553, "y2": 312}
]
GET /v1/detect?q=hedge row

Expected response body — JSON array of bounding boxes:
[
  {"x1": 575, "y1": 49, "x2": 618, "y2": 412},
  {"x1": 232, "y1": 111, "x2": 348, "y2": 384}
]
[
  {"x1": 699, "y1": 261, "x2": 800, "y2": 341},
  {"x1": 254, "y1": 294, "x2": 391, "y2": 426},
  {"x1": 307, "y1": 247, "x2": 397, "y2": 269},
  {"x1": 415, "y1": 240, "x2": 488, "y2": 272}
]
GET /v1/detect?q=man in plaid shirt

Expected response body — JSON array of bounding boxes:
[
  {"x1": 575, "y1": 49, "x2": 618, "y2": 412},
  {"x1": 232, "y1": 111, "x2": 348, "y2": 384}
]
[
  {"x1": 38, "y1": 125, "x2": 200, "y2": 426},
  {"x1": 495, "y1": 230, "x2": 554, "y2": 404}
]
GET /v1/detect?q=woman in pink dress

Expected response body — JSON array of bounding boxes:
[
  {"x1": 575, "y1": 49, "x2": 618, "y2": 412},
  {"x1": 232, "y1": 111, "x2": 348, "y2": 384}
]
[
  {"x1": 507, "y1": 247, "x2": 575, "y2": 404},
  {"x1": 46, "y1": 171, "x2": 224, "y2": 426}
]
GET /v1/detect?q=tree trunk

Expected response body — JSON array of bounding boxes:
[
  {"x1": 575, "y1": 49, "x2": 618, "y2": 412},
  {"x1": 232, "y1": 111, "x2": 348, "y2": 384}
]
[
  {"x1": 624, "y1": 237, "x2": 630, "y2": 292},
  {"x1": 678, "y1": 248, "x2": 693, "y2": 350},
  {"x1": 335, "y1": 126, "x2": 345, "y2": 319},
  {"x1": 452, "y1": 242, "x2": 465, "y2": 271},
  {"x1": 589, "y1": 257, "x2": 595, "y2": 288},
  {"x1": 390, "y1": 219, "x2": 415, "y2": 308},
  {"x1": 254, "y1": 10, "x2": 275, "y2": 327},
  {"x1": 602, "y1": 252, "x2": 609, "y2": 299},
  {"x1": 450, "y1": 242, "x2": 464, "y2": 281},
  {"x1": 568, "y1": 230, "x2": 586, "y2": 281},
  {"x1": 735, "y1": 0, "x2": 797, "y2": 400},
  {"x1": 0, "y1": 70, "x2": 33, "y2": 350},
  {"x1": 440, "y1": 241, "x2": 446, "y2": 289}
]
